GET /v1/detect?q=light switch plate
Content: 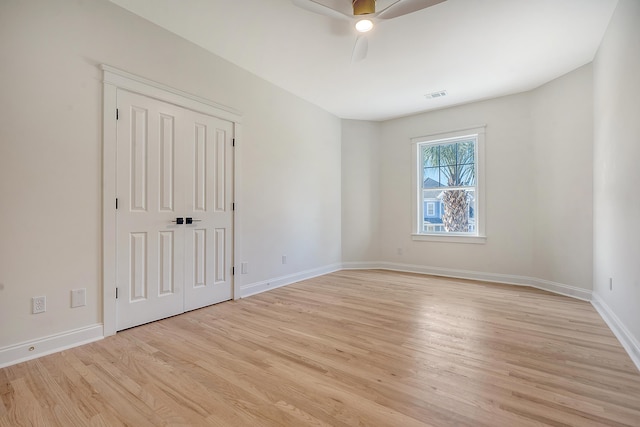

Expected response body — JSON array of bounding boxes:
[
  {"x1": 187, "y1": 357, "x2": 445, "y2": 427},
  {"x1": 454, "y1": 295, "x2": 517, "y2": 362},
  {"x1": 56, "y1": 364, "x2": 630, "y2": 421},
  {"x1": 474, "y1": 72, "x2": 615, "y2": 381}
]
[{"x1": 71, "y1": 288, "x2": 86, "y2": 308}]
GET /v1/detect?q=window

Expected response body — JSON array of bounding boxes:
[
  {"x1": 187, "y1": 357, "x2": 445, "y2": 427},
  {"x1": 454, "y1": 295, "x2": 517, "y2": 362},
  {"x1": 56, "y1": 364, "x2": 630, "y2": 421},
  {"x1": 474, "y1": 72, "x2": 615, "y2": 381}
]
[
  {"x1": 411, "y1": 126, "x2": 485, "y2": 243},
  {"x1": 426, "y1": 202, "x2": 435, "y2": 217}
]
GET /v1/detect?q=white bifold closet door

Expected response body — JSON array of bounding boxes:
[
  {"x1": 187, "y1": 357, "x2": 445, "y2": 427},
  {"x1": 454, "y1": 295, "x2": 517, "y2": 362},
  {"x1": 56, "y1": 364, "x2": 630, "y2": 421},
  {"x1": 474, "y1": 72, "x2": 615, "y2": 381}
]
[{"x1": 115, "y1": 89, "x2": 233, "y2": 331}]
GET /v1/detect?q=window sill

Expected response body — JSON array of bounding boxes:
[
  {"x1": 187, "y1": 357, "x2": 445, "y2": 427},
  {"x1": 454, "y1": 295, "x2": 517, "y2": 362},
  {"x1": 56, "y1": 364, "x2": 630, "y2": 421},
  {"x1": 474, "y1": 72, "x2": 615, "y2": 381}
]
[{"x1": 411, "y1": 234, "x2": 487, "y2": 244}]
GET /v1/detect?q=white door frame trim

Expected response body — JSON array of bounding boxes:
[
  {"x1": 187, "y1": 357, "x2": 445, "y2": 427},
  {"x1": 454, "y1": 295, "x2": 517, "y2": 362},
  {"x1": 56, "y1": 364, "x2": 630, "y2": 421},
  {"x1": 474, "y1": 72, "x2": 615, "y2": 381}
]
[{"x1": 101, "y1": 65, "x2": 243, "y2": 337}]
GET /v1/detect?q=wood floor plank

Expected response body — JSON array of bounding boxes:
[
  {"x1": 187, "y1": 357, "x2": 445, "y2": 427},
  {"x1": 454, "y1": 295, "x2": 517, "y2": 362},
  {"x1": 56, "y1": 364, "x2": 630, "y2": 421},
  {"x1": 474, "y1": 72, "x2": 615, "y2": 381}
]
[{"x1": 2, "y1": 270, "x2": 640, "y2": 426}]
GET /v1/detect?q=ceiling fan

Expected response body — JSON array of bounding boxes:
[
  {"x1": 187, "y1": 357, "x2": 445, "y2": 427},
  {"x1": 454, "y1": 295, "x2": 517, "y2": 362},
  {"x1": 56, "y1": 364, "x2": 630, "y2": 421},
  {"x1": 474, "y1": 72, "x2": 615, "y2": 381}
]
[{"x1": 292, "y1": 0, "x2": 446, "y2": 62}]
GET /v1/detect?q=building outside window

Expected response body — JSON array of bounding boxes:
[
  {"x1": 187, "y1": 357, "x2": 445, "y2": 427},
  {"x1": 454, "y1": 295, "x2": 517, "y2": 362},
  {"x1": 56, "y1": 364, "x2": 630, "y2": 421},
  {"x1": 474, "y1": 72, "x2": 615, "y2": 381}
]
[{"x1": 426, "y1": 201, "x2": 436, "y2": 217}]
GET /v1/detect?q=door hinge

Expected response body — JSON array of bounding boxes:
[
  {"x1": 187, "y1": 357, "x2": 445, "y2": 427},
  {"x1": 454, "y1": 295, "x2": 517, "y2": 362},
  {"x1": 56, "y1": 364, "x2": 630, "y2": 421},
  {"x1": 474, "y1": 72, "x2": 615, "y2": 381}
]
[
  {"x1": 115, "y1": 287, "x2": 119, "y2": 299},
  {"x1": 232, "y1": 267, "x2": 235, "y2": 276},
  {"x1": 116, "y1": 108, "x2": 119, "y2": 120},
  {"x1": 232, "y1": 203, "x2": 235, "y2": 211},
  {"x1": 115, "y1": 198, "x2": 119, "y2": 209},
  {"x1": 232, "y1": 138, "x2": 235, "y2": 147}
]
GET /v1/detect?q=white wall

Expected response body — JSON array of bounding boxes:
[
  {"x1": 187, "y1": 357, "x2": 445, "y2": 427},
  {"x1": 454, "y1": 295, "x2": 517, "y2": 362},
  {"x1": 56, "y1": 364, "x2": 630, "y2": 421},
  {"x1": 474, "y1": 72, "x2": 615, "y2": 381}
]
[
  {"x1": 2, "y1": 0, "x2": 636, "y2": 370},
  {"x1": 593, "y1": 0, "x2": 640, "y2": 361},
  {"x1": 377, "y1": 94, "x2": 536, "y2": 278},
  {"x1": 341, "y1": 120, "x2": 381, "y2": 262},
  {"x1": 531, "y1": 64, "x2": 594, "y2": 289},
  {"x1": 0, "y1": 0, "x2": 341, "y2": 350},
  {"x1": 340, "y1": 66, "x2": 595, "y2": 298}
]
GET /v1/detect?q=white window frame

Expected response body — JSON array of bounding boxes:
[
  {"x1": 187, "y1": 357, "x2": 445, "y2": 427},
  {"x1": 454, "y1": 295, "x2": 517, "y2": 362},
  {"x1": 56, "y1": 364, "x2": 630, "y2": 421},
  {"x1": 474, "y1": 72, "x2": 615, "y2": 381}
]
[{"x1": 411, "y1": 126, "x2": 486, "y2": 244}]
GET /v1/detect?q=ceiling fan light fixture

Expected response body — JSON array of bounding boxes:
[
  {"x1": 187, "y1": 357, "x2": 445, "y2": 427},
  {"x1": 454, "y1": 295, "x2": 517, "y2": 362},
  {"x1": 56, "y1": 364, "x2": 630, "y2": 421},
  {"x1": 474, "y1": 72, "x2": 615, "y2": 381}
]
[
  {"x1": 355, "y1": 19, "x2": 374, "y2": 33},
  {"x1": 352, "y1": 0, "x2": 375, "y2": 15}
]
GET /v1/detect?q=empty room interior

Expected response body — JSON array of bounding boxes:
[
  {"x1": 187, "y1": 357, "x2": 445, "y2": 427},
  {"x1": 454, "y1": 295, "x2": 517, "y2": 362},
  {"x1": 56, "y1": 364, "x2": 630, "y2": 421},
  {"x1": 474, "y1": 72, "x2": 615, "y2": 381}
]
[{"x1": 1, "y1": 0, "x2": 639, "y2": 425}]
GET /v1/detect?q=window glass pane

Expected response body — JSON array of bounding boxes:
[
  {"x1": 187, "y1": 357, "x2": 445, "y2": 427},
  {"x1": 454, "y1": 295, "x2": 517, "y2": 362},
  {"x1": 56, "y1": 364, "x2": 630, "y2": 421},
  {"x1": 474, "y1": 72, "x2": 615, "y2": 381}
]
[
  {"x1": 426, "y1": 202, "x2": 435, "y2": 216},
  {"x1": 423, "y1": 167, "x2": 441, "y2": 188},
  {"x1": 439, "y1": 165, "x2": 457, "y2": 187},
  {"x1": 456, "y1": 163, "x2": 474, "y2": 186},
  {"x1": 457, "y1": 140, "x2": 475, "y2": 165},
  {"x1": 438, "y1": 143, "x2": 457, "y2": 166},
  {"x1": 422, "y1": 145, "x2": 438, "y2": 168},
  {"x1": 461, "y1": 141, "x2": 475, "y2": 187},
  {"x1": 437, "y1": 188, "x2": 475, "y2": 233},
  {"x1": 460, "y1": 164, "x2": 475, "y2": 186},
  {"x1": 417, "y1": 135, "x2": 479, "y2": 236},
  {"x1": 423, "y1": 189, "x2": 441, "y2": 199}
]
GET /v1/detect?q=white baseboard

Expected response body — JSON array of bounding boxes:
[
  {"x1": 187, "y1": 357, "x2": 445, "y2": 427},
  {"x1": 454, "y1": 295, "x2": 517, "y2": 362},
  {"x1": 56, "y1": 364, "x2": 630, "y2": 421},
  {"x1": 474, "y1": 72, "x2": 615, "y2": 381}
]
[
  {"x1": 2, "y1": 268, "x2": 637, "y2": 377},
  {"x1": 591, "y1": 293, "x2": 640, "y2": 372},
  {"x1": 343, "y1": 261, "x2": 640, "y2": 371},
  {"x1": 0, "y1": 324, "x2": 103, "y2": 369},
  {"x1": 240, "y1": 263, "x2": 342, "y2": 298},
  {"x1": 341, "y1": 261, "x2": 592, "y2": 301}
]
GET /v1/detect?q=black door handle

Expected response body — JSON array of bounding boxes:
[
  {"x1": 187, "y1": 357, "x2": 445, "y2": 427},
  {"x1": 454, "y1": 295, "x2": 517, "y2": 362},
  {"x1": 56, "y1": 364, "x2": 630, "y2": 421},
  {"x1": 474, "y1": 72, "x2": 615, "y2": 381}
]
[
  {"x1": 185, "y1": 217, "x2": 202, "y2": 224},
  {"x1": 172, "y1": 217, "x2": 184, "y2": 224}
]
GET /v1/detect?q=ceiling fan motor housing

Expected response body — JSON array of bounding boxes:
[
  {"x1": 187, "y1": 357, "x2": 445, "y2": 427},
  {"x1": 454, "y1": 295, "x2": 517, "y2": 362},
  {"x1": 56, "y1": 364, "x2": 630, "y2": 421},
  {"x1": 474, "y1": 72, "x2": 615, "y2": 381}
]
[{"x1": 353, "y1": 0, "x2": 375, "y2": 15}]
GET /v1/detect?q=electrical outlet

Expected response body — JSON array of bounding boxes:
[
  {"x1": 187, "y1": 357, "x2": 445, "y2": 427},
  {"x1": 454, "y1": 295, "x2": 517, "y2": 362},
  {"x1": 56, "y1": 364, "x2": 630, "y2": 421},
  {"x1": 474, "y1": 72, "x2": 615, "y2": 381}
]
[
  {"x1": 397, "y1": 248, "x2": 403, "y2": 255},
  {"x1": 609, "y1": 278, "x2": 613, "y2": 291},
  {"x1": 282, "y1": 255, "x2": 287, "y2": 264},
  {"x1": 71, "y1": 288, "x2": 86, "y2": 308},
  {"x1": 32, "y1": 296, "x2": 46, "y2": 314},
  {"x1": 241, "y1": 262, "x2": 248, "y2": 274}
]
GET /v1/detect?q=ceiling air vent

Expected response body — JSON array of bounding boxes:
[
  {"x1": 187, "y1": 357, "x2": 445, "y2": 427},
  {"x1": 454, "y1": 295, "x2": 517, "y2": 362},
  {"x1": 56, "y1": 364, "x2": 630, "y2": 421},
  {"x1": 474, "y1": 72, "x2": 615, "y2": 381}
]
[{"x1": 425, "y1": 90, "x2": 448, "y2": 99}]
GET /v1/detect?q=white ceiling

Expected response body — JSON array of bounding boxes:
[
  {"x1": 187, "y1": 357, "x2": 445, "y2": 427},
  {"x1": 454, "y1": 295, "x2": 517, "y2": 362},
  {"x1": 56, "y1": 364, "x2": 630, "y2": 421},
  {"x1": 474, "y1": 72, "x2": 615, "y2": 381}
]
[{"x1": 109, "y1": 0, "x2": 618, "y2": 121}]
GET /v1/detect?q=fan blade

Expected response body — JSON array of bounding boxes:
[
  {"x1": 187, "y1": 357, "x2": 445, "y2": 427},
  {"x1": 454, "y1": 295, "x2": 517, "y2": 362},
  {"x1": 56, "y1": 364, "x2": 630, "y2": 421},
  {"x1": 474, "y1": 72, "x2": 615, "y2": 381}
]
[
  {"x1": 351, "y1": 35, "x2": 368, "y2": 62},
  {"x1": 377, "y1": 0, "x2": 446, "y2": 19},
  {"x1": 291, "y1": 0, "x2": 351, "y2": 20}
]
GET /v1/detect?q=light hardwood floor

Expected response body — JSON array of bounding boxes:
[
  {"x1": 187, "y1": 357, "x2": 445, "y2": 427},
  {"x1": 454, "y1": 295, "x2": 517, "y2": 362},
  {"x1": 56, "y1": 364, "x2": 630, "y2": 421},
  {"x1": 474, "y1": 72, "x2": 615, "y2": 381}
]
[{"x1": 2, "y1": 270, "x2": 640, "y2": 426}]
